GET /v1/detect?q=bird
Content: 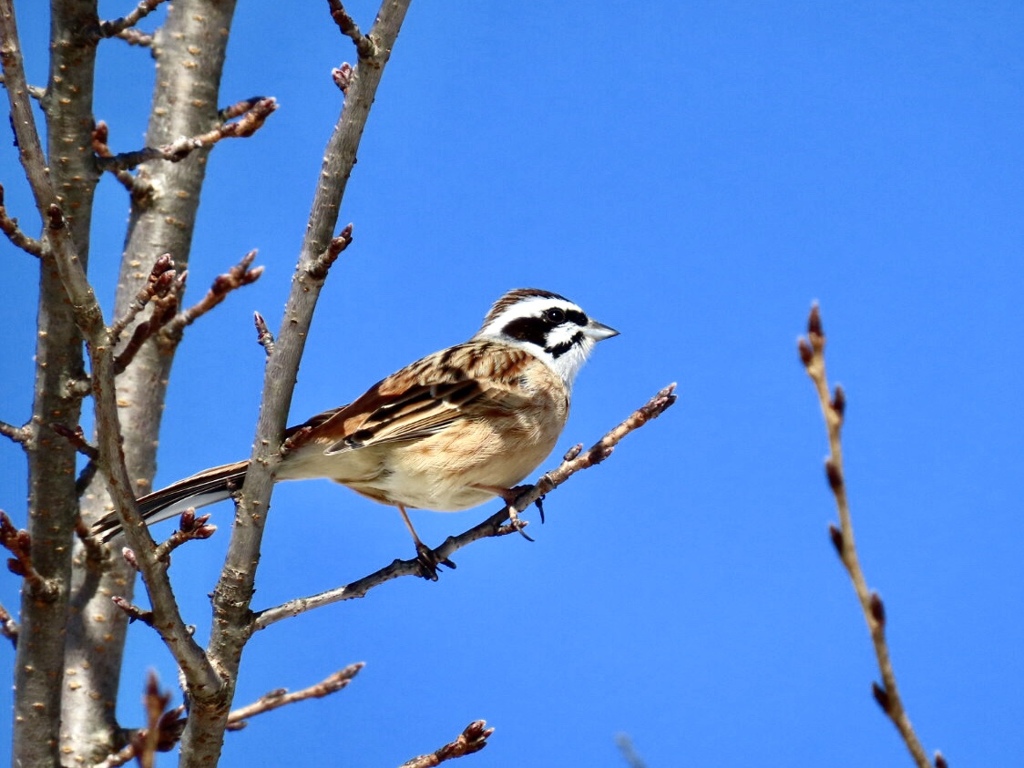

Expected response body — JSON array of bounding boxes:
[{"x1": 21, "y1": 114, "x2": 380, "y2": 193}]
[{"x1": 92, "y1": 288, "x2": 618, "y2": 575}]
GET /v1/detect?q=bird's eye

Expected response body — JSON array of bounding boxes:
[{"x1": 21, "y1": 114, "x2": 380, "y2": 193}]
[{"x1": 544, "y1": 308, "x2": 566, "y2": 324}]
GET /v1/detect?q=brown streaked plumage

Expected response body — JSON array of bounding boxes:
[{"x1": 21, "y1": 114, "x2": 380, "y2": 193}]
[{"x1": 92, "y1": 288, "x2": 618, "y2": 574}]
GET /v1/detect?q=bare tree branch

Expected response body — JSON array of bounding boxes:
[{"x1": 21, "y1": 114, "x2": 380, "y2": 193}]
[
  {"x1": 0, "y1": 511, "x2": 54, "y2": 597},
  {"x1": 253, "y1": 383, "x2": 677, "y2": 630},
  {"x1": 799, "y1": 305, "x2": 939, "y2": 768},
  {"x1": 91, "y1": 121, "x2": 143, "y2": 193},
  {"x1": 108, "y1": 253, "x2": 178, "y2": 343},
  {"x1": 160, "y1": 250, "x2": 264, "y2": 342},
  {"x1": 615, "y1": 734, "x2": 647, "y2": 768},
  {"x1": 0, "y1": 419, "x2": 30, "y2": 445},
  {"x1": 226, "y1": 663, "x2": 365, "y2": 730},
  {"x1": 307, "y1": 224, "x2": 353, "y2": 281},
  {"x1": 0, "y1": 602, "x2": 18, "y2": 647},
  {"x1": 181, "y1": 1, "x2": 414, "y2": 762},
  {"x1": 399, "y1": 720, "x2": 494, "y2": 768},
  {"x1": 45, "y1": 203, "x2": 222, "y2": 700},
  {"x1": 115, "y1": 27, "x2": 154, "y2": 47},
  {"x1": 0, "y1": 183, "x2": 42, "y2": 256},
  {"x1": 98, "y1": 0, "x2": 168, "y2": 38},
  {"x1": 152, "y1": 510, "x2": 217, "y2": 562},
  {"x1": 327, "y1": 0, "x2": 377, "y2": 59},
  {"x1": 95, "y1": 97, "x2": 278, "y2": 173}
]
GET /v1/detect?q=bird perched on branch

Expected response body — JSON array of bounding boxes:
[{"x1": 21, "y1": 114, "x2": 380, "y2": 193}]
[{"x1": 93, "y1": 288, "x2": 618, "y2": 576}]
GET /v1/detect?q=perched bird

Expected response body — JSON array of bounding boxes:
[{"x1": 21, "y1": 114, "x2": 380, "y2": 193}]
[{"x1": 93, "y1": 288, "x2": 618, "y2": 574}]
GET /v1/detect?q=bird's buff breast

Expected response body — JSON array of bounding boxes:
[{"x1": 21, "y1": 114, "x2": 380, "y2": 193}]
[{"x1": 281, "y1": 408, "x2": 566, "y2": 512}]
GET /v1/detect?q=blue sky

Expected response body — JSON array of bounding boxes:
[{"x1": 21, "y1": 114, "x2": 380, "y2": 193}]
[{"x1": 2, "y1": 1, "x2": 1023, "y2": 765}]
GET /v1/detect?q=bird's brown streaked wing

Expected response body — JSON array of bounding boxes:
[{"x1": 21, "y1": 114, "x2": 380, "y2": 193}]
[{"x1": 306, "y1": 342, "x2": 539, "y2": 455}]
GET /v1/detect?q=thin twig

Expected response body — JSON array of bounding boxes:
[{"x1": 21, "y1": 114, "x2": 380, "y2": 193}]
[
  {"x1": 152, "y1": 510, "x2": 217, "y2": 562},
  {"x1": 91, "y1": 122, "x2": 138, "y2": 193},
  {"x1": 253, "y1": 383, "x2": 677, "y2": 630},
  {"x1": 226, "y1": 663, "x2": 364, "y2": 730},
  {"x1": 108, "y1": 253, "x2": 177, "y2": 343},
  {"x1": 0, "y1": 419, "x2": 30, "y2": 445},
  {"x1": 74, "y1": 518, "x2": 108, "y2": 564},
  {"x1": 615, "y1": 734, "x2": 648, "y2": 768},
  {"x1": 44, "y1": 202, "x2": 222, "y2": 701},
  {"x1": 111, "y1": 294, "x2": 179, "y2": 375},
  {"x1": 0, "y1": 511, "x2": 53, "y2": 597},
  {"x1": 307, "y1": 224, "x2": 353, "y2": 281},
  {"x1": 98, "y1": 0, "x2": 168, "y2": 38},
  {"x1": 0, "y1": 603, "x2": 18, "y2": 648},
  {"x1": 111, "y1": 596, "x2": 155, "y2": 627},
  {"x1": 93, "y1": 665, "x2": 362, "y2": 766},
  {"x1": 135, "y1": 671, "x2": 172, "y2": 768},
  {"x1": 253, "y1": 312, "x2": 275, "y2": 356},
  {"x1": 799, "y1": 304, "x2": 937, "y2": 768},
  {"x1": 51, "y1": 423, "x2": 99, "y2": 460},
  {"x1": 52, "y1": 424, "x2": 103, "y2": 498},
  {"x1": 399, "y1": 720, "x2": 494, "y2": 768},
  {"x1": 0, "y1": 183, "x2": 42, "y2": 256},
  {"x1": 160, "y1": 250, "x2": 263, "y2": 342},
  {"x1": 96, "y1": 97, "x2": 278, "y2": 173},
  {"x1": 115, "y1": 27, "x2": 153, "y2": 47},
  {"x1": 327, "y1": 0, "x2": 377, "y2": 58}
]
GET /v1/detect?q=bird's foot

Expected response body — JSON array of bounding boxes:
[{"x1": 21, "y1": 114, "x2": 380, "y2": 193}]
[{"x1": 414, "y1": 541, "x2": 456, "y2": 581}]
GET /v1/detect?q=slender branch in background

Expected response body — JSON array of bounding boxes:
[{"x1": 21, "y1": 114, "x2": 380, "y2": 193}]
[
  {"x1": 799, "y1": 305, "x2": 942, "y2": 768},
  {"x1": 615, "y1": 734, "x2": 648, "y2": 768},
  {"x1": 160, "y1": 250, "x2": 263, "y2": 342},
  {"x1": 95, "y1": 97, "x2": 278, "y2": 173},
  {"x1": 253, "y1": 383, "x2": 677, "y2": 630},
  {"x1": 98, "y1": 0, "x2": 168, "y2": 38},
  {"x1": 93, "y1": 665, "x2": 364, "y2": 767},
  {"x1": 91, "y1": 121, "x2": 142, "y2": 194},
  {"x1": 0, "y1": 184, "x2": 42, "y2": 256},
  {"x1": 399, "y1": 720, "x2": 494, "y2": 768},
  {"x1": 226, "y1": 663, "x2": 364, "y2": 730},
  {"x1": 0, "y1": 602, "x2": 18, "y2": 647}
]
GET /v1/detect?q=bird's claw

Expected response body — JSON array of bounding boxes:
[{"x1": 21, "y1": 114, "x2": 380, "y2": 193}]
[{"x1": 414, "y1": 541, "x2": 455, "y2": 581}]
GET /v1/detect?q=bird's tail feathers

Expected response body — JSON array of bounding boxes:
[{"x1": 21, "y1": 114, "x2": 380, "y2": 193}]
[{"x1": 92, "y1": 460, "x2": 249, "y2": 543}]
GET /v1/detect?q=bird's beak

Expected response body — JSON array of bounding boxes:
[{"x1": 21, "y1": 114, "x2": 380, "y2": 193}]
[{"x1": 584, "y1": 319, "x2": 620, "y2": 341}]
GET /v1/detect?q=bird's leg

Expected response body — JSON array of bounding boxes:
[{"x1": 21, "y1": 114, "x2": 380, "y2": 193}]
[
  {"x1": 397, "y1": 504, "x2": 455, "y2": 580},
  {"x1": 474, "y1": 484, "x2": 540, "y2": 540}
]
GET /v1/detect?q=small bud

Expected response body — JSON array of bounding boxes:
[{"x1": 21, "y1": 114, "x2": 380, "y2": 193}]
[
  {"x1": 871, "y1": 681, "x2": 891, "y2": 713},
  {"x1": 828, "y1": 524, "x2": 844, "y2": 555},
  {"x1": 869, "y1": 592, "x2": 886, "y2": 628},
  {"x1": 824, "y1": 458, "x2": 842, "y2": 490},
  {"x1": 934, "y1": 751, "x2": 948, "y2": 768},
  {"x1": 798, "y1": 338, "x2": 813, "y2": 367},
  {"x1": 121, "y1": 547, "x2": 139, "y2": 570},
  {"x1": 807, "y1": 303, "x2": 823, "y2": 337},
  {"x1": 7, "y1": 558, "x2": 26, "y2": 577},
  {"x1": 831, "y1": 385, "x2": 846, "y2": 418}
]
